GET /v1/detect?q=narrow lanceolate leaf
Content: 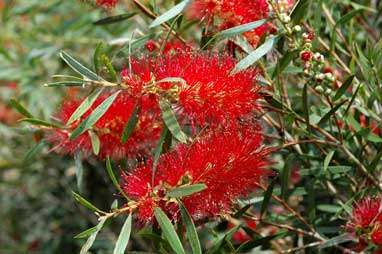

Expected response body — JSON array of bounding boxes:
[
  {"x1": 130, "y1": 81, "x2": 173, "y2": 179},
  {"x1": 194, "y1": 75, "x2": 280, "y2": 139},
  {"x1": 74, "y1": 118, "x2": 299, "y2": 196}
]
[
  {"x1": 159, "y1": 99, "x2": 187, "y2": 143},
  {"x1": 231, "y1": 36, "x2": 278, "y2": 74},
  {"x1": 94, "y1": 42, "x2": 104, "y2": 74},
  {"x1": 178, "y1": 201, "x2": 202, "y2": 254},
  {"x1": 20, "y1": 118, "x2": 63, "y2": 128},
  {"x1": 215, "y1": 19, "x2": 267, "y2": 39},
  {"x1": 93, "y1": 12, "x2": 136, "y2": 25},
  {"x1": 113, "y1": 213, "x2": 132, "y2": 254},
  {"x1": 60, "y1": 51, "x2": 101, "y2": 81},
  {"x1": 121, "y1": 101, "x2": 141, "y2": 144},
  {"x1": 152, "y1": 126, "x2": 170, "y2": 183},
  {"x1": 44, "y1": 81, "x2": 84, "y2": 87},
  {"x1": 24, "y1": 140, "x2": 46, "y2": 162},
  {"x1": 154, "y1": 207, "x2": 185, "y2": 254},
  {"x1": 167, "y1": 184, "x2": 207, "y2": 198},
  {"x1": 106, "y1": 157, "x2": 129, "y2": 199},
  {"x1": 74, "y1": 226, "x2": 98, "y2": 239},
  {"x1": 290, "y1": 0, "x2": 311, "y2": 24},
  {"x1": 323, "y1": 150, "x2": 335, "y2": 172},
  {"x1": 80, "y1": 217, "x2": 107, "y2": 254},
  {"x1": 317, "y1": 100, "x2": 347, "y2": 125},
  {"x1": 319, "y1": 234, "x2": 351, "y2": 249},
  {"x1": 72, "y1": 191, "x2": 103, "y2": 214},
  {"x1": 302, "y1": 83, "x2": 310, "y2": 132},
  {"x1": 9, "y1": 99, "x2": 33, "y2": 118},
  {"x1": 333, "y1": 75, "x2": 355, "y2": 101},
  {"x1": 101, "y1": 54, "x2": 118, "y2": 82},
  {"x1": 260, "y1": 180, "x2": 275, "y2": 217},
  {"x1": 149, "y1": 0, "x2": 193, "y2": 28},
  {"x1": 75, "y1": 150, "x2": 84, "y2": 194},
  {"x1": 70, "y1": 91, "x2": 121, "y2": 140},
  {"x1": 67, "y1": 88, "x2": 104, "y2": 125},
  {"x1": 89, "y1": 131, "x2": 100, "y2": 155},
  {"x1": 156, "y1": 77, "x2": 186, "y2": 86}
]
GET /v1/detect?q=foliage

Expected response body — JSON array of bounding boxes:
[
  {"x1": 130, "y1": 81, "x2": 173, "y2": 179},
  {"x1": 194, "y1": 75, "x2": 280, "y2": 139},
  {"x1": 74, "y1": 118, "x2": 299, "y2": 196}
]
[{"x1": 1, "y1": 0, "x2": 382, "y2": 253}]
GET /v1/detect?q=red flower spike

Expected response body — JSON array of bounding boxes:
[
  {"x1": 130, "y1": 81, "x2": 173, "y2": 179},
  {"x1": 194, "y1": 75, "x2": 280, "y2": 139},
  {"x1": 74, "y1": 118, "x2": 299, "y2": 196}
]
[
  {"x1": 372, "y1": 227, "x2": 382, "y2": 246},
  {"x1": 188, "y1": 0, "x2": 269, "y2": 47},
  {"x1": 96, "y1": 0, "x2": 118, "y2": 8},
  {"x1": 121, "y1": 52, "x2": 261, "y2": 128},
  {"x1": 47, "y1": 91, "x2": 162, "y2": 159},
  {"x1": 121, "y1": 125, "x2": 273, "y2": 223}
]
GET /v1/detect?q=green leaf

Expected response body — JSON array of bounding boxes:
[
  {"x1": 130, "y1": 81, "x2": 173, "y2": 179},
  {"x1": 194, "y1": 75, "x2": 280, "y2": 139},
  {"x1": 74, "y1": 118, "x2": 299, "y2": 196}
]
[
  {"x1": 317, "y1": 204, "x2": 342, "y2": 213},
  {"x1": 101, "y1": 54, "x2": 118, "y2": 82},
  {"x1": 152, "y1": 125, "x2": 170, "y2": 183},
  {"x1": 80, "y1": 217, "x2": 107, "y2": 254},
  {"x1": 24, "y1": 140, "x2": 46, "y2": 162},
  {"x1": 167, "y1": 184, "x2": 207, "y2": 198},
  {"x1": 94, "y1": 42, "x2": 104, "y2": 74},
  {"x1": 149, "y1": 0, "x2": 193, "y2": 28},
  {"x1": 20, "y1": 118, "x2": 63, "y2": 128},
  {"x1": 89, "y1": 131, "x2": 100, "y2": 156},
  {"x1": 9, "y1": 99, "x2": 33, "y2": 118},
  {"x1": 113, "y1": 213, "x2": 133, "y2": 254},
  {"x1": 70, "y1": 91, "x2": 121, "y2": 140},
  {"x1": 72, "y1": 191, "x2": 103, "y2": 214},
  {"x1": 317, "y1": 100, "x2": 347, "y2": 125},
  {"x1": 281, "y1": 155, "x2": 293, "y2": 199},
  {"x1": 74, "y1": 226, "x2": 98, "y2": 239},
  {"x1": 319, "y1": 234, "x2": 351, "y2": 249},
  {"x1": 154, "y1": 207, "x2": 185, "y2": 254},
  {"x1": 271, "y1": 51, "x2": 297, "y2": 78},
  {"x1": 60, "y1": 51, "x2": 101, "y2": 81},
  {"x1": 159, "y1": 99, "x2": 187, "y2": 143},
  {"x1": 290, "y1": 0, "x2": 311, "y2": 24},
  {"x1": 206, "y1": 226, "x2": 240, "y2": 254},
  {"x1": 323, "y1": 150, "x2": 335, "y2": 172},
  {"x1": 67, "y1": 88, "x2": 104, "y2": 125},
  {"x1": 231, "y1": 36, "x2": 278, "y2": 74},
  {"x1": 44, "y1": 81, "x2": 84, "y2": 87},
  {"x1": 93, "y1": 13, "x2": 136, "y2": 25},
  {"x1": 215, "y1": 19, "x2": 267, "y2": 39},
  {"x1": 302, "y1": 83, "x2": 310, "y2": 132},
  {"x1": 178, "y1": 201, "x2": 202, "y2": 254},
  {"x1": 333, "y1": 75, "x2": 354, "y2": 101},
  {"x1": 336, "y1": 9, "x2": 363, "y2": 26},
  {"x1": 121, "y1": 101, "x2": 141, "y2": 144},
  {"x1": 260, "y1": 179, "x2": 275, "y2": 217},
  {"x1": 106, "y1": 157, "x2": 129, "y2": 199},
  {"x1": 75, "y1": 150, "x2": 84, "y2": 194},
  {"x1": 156, "y1": 77, "x2": 186, "y2": 85}
]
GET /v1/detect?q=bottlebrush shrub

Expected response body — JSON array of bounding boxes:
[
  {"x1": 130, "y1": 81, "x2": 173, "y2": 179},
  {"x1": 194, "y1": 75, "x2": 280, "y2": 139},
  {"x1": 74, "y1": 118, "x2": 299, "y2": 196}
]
[
  {"x1": 121, "y1": 124, "x2": 272, "y2": 224},
  {"x1": 6, "y1": 0, "x2": 382, "y2": 253}
]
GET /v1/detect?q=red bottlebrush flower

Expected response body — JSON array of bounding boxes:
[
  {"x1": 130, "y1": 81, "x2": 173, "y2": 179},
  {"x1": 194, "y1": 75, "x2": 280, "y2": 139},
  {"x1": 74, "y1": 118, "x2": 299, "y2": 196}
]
[
  {"x1": 95, "y1": 0, "x2": 118, "y2": 8},
  {"x1": 188, "y1": 0, "x2": 269, "y2": 47},
  {"x1": 47, "y1": 91, "x2": 162, "y2": 159},
  {"x1": 121, "y1": 52, "x2": 261, "y2": 128},
  {"x1": 345, "y1": 197, "x2": 382, "y2": 250},
  {"x1": 121, "y1": 125, "x2": 273, "y2": 223},
  {"x1": 372, "y1": 227, "x2": 382, "y2": 246}
]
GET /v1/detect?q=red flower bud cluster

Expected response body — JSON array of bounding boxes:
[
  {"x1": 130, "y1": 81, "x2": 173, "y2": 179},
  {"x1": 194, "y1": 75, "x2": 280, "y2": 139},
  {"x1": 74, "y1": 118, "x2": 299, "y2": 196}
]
[
  {"x1": 345, "y1": 197, "x2": 382, "y2": 252},
  {"x1": 121, "y1": 125, "x2": 273, "y2": 223}
]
